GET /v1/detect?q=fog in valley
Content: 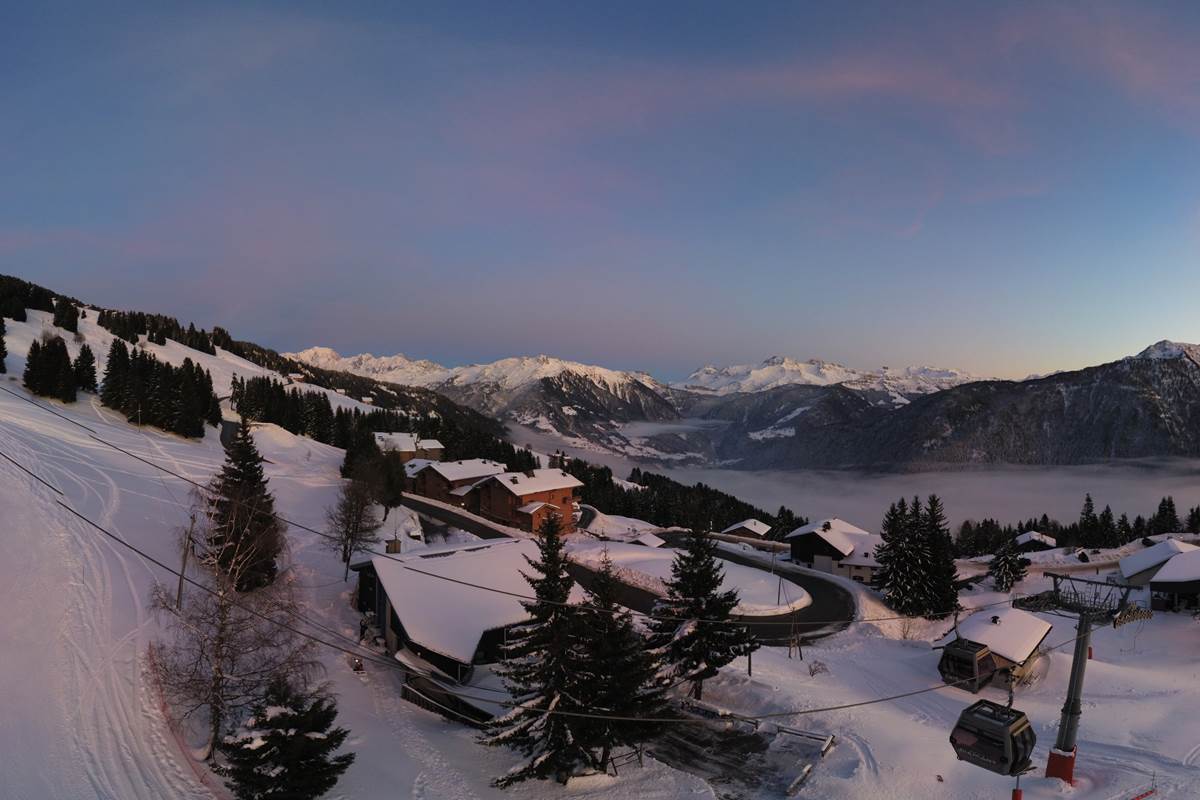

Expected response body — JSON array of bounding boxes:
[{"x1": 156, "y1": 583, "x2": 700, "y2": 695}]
[{"x1": 511, "y1": 426, "x2": 1200, "y2": 529}]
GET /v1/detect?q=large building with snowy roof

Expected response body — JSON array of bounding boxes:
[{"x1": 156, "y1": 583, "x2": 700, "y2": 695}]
[
  {"x1": 467, "y1": 468, "x2": 584, "y2": 533},
  {"x1": 1118, "y1": 538, "x2": 1199, "y2": 585},
  {"x1": 352, "y1": 539, "x2": 585, "y2": 719},
  {"x1": 937, "y1": 607, "x2": 1052, "y2": 685},
  {"x1": 784, "y1": 518, "x2": 882, "y2": 583},
  {"x1": 1014, "y1": 530, "x2": 1056, "y2": 552},
  {"x1": 410, "y1": 459, "x2": 507, "y2": 506}
]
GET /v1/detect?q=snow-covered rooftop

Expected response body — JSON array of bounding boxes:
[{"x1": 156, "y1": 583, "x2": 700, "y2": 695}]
[
  {"x1": 942, "y1": 607, "x2": 1052, "y2": 666},
  {"x1": 402, "y1": 458, "x2": 436, "y2": 479},
  {"x1": 1148, "y1": 549, "x2": 1200, "y2": 585},
  {"x1": 784, "y1": 518, "x2": 880, "y2": 566},
  {"x1": 1119, "y1": 539, "x2": 1199, "y2": 579},
  {"x1": 633, "y1": 532, "x2": 666, "y2": 548},
  {"x1": 516, "y1": 501, "x2": 551, "y2": 514},
  {"x1": 375, "y1": 432, "x2": 443, "y2": 453},
  {"x1": 482, "y1": 468, "x2": 583, "y2": 497},
  {"x1": 721, "y1": 518, "x2": 772, "y2": 537},
  {"x1": 785, "y1": 517, "x2": 871, "y2": 541},
  {"x1": 418, "y1": 459, "x2": 507, "y2": 483},
  {"x1": 1015, "y1": 531, "x2": 1056, "y2": 547},
  {"x1": 371, "y1": 539, "x2": 581, "y2": 665}
]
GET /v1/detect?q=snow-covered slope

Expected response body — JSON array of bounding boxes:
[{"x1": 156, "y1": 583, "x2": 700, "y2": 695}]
[
  {"x1": 1132, "y1": 339, "x2": 1200, "y2": 366},
  {"x1": 286, "y1": 346, "x2": 453, "y2": 387},
  {"x1": 677, "y1": 355, "x2": 981, "y2": 397}
]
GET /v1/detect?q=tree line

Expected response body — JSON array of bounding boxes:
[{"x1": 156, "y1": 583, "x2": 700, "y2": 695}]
[
  {"x1": 956, "y1": 493, "x2": 1200, "y2": 557},
  {"x1": 100, "y1": 339, "x2": 221, "y2": 438},
  {"x1": 0, "y1": 274, "x2": 59, "y2": 321},
  {"x1": 563, "y1": 458, "x2": 805, "y2": 535},
  {"x1": 96, "y1": 308, "x2": 218, "y2": 353}
]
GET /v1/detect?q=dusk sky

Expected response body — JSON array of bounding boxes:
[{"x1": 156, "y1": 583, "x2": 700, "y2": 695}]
[{"x1": 5, "y1": 1, "x2": 1200, "y2": 380}]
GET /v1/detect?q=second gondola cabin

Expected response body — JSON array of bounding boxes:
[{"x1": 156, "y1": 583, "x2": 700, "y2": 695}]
[{"x1": 936, "y1": 607, "x2": 1052, "y2": 688}]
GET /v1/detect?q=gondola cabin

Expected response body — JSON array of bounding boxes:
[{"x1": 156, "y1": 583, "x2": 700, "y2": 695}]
[
  {"x1": 936, "y1": 607, "x2": 1052, "y2": 689},
  {"x1": 950, "y1": 699, "x2": 1036, "y2": 776},
  {"x1": 938, "y1": 639, "x2": 997, "y2": 693}
]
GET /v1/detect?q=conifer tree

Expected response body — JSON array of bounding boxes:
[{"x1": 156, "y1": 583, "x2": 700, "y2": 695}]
[
  {"x1": 22, "y1": 339, "x2": 41, "y2": 390},
  {"x1": 23, "y1": 336, "x2": 76, "y2": 402},
  {"x1": 208, "y1": 418, "x2": 285, "y2": 591},
  {"x1": 482, "y1": 514, "x2": 592, "y2": 787},
  {"x1": 874, "y1": 498, "x2": 933, "y2": 617},
  {"x1": 101, "y1": 339, "x2": 130, "y2": 408},
  {"x1": 0, "y1": 316, "x2": 7, "y2": 374},
  {"x1": 647, "y1": 528, "x2": 756, "y2": 701},
  {"x1": 72, "y1": 343, "x2": 98, "y2": 392},
  {"x1": 1118, "y1": 512, "x2": 1134, "y2": 543},
  {"x1": 921, "y1": 494, "x2": 960, "y2": 618},
  {"x1": 576, "y1": 550, "x2": 665, "y2": 771},
  {"x1": 219, "y1": 677, "x2": 355, "y2": 800},
  {"x1": 1098, "y1": 505, "x2": 1118, "y2": 548},
  {"x1": 1078, "y1": 494, "x2": 1099, "y2": 547},
  {"x1": 988, "y1": 538, "x2": 1027, "y2": 592},
  {"x1": 52, "y1": 297, "x2": 79, "y2": 333}
]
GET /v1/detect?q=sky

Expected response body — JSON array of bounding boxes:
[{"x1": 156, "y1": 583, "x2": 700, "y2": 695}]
[{"x1": 4, "y1": 1, "x2": 1200, "y2": 381}]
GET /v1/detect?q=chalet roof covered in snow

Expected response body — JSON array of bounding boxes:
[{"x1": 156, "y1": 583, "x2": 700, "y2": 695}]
[
  {"x1": 1148, "y1": 549, "x2": 1200, "y2": 585},
  {"x1": 784, "y1": 517, "x2": 871, "y2": 542},
  {"x1": 1119, "y1": 539, "x2": 1199, "y2": 580},
  {"x1": 633, "y1": 531, "x2": 666, "y2": 548},
  {"x1": 375, "y1": 432, "x2": 444, "y2": 453},
  {"x1": 1015, "y1": 531, "x2": 1056, "y2": 548},
  {"x1": 403, "y1": 458, "x2": 436, "y2": 479},
  {"x1": 370, "y1": 539, "x2": 582, "y2": 664},
  {"x1": 516, "y1": 501, "x2": 551, "y2": 514},
  {"x1": 417, "y1": 459, "x2": 507, "y2": 483},
  {"x1": 481, "y1": 468, "x2": 583, "y2": 497},
  {"x1": 721, "y1": 518, "x2": 772, "y2": 537},
  {"x1": 941, "y1": 607, "x2": 1052, "y2": 666}
]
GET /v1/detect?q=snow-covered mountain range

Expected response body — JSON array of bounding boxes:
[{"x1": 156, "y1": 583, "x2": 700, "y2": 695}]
[{"x1": 676, "y1": 356, "x2": 982, "y2": 397}]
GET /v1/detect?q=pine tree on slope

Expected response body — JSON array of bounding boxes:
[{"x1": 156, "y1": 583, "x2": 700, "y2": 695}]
[
  {"x1": 208, "y1": 418, "x2": 285, "y2": 591},
  {"x1": 100, "y1": 338, "x2": 130, "y2": 409},
  {"x1": 72, "y1": 343, "x2": 98, "y2": 392},
  {"x1": 874, "y1": 498, "x2": 933, "y2": 618},
  {"x1": 575, "y1": 550, "x2": 665, "y2": 770},
  {"x1": 988, "y1": 538, "x2": 1027, "y2": 592},
  {"x1": 52, "y1": 297, "x2": 78, "y2": 333},
  {"x1": 482, "y1": 514, "x2": 592, "y2": 787},
  {"x1": 219, "y1": 677, "x2": 355, "y2": 800},
  {"x1": 647, "y1": 528, "x2": 757, "y2": 701},
  {"x1": 0, "y1": 316, "x2": 7, "y2": 373}
]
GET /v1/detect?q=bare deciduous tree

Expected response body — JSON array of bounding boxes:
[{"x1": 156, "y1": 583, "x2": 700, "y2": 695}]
[
  {"x1": 324, "y1": 476, "x2": 382, "y2": 581},
  {"x1": 150, "y1": 506, "x2": 319, "y2": 760}
]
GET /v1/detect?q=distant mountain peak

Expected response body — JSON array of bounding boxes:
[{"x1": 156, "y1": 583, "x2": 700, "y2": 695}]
[
  {"x1": 675, "y1": 356, "x2": 980, "y2": 397},
  {"x1": 1134, "y1": 340, "x2": 1200, "y2": 363}
]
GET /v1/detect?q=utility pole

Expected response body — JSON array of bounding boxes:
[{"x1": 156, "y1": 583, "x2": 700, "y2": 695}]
[
  {"x1": 1045, "y1": 614, "x2": 1092, "y2": 783},
  {"x1": 175, "y1": 513, "x2": 196, "y2": 610}
]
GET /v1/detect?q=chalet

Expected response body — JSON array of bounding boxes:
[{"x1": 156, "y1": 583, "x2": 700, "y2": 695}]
[
  {"x1": 469, "y1": 469, "x2": 583, "y2": 533},
  {"x1": 375, "y1": 431, "x2": 446, "y2": 462},
  {"x1": 1149, "y1": 550, "x2": 1200, "y2": 609},
  {"x1": 1014, "y1": 531, "x2": 1056, "y2": 553},
  {"x1": 353, "y1": 540, "x2": 584, "y2": 719},
  {"x1": 938, "y1": 607, "x2": 1052, "y2": 686},
  {"x1": 785, "y1": 518, "x2": 882, "y2": 583},
  {"x1": 1118, "y1": 539, "x2": 1199, "y2": 585},
  {"x1": 411, "y1": 459, "x2": 506, "y2": 506},
  {"x1": 632, "y1": 531, "x2": 666, "y2": 548},
  {"x1": 720, "y1": 519, "x2": 772, "y2": 539},
  {"x1": 402, "y1": 458, "x2": 435, "y2": 491}
]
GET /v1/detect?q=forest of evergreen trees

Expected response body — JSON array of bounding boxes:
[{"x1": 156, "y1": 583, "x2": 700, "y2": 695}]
[
  {"x1": 100, "y1": 339, "x2": 221, "y2": 438},
  {"x1": 0, "y1": 274, "x2": 60, "y2": 321},
  {"x1": 956, "y1": 493, "x2": 1200, "y2": 556},
  {"x1": 96, "y1": 309, "x2": 217, "y2": 353},
  {"x1": 563, "y1": 458, "x2": 805, "y2": 535}
]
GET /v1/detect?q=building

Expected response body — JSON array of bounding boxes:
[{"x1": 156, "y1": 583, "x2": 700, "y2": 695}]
[
  {"x1": 1149, "y1": 550, "x2": 1200, "y2": 609},
  {"x1": 938, "y1": 607, "x2": 1052, "y2": 686},
  {"x1": 410, "y1": 459, "x2": 507, "y2": 506},
  {"x1": 468, "y1": 468, "x2": 583, "y2": 533},
  {"x1": 375, "y1": 431, "x2": 445, "y2": 463},
  {"x1": 1118, "y1": 538, "x2": 1200, "y2": 585},
  {"x1": 631, "y1": 531, "x2": 666, "y2": 548},
  {"x1": 785, "y1": 518, "x2": 882, "y2": 583},
  {"x1": 720, "y1": 518, "x2": 772, "y2": 539},
  {"x1": 352, "y1": 539, "x2": 584, "y2": 720},
  {"x1": 1014, "y1": 531, "x2": 1056, "y2": 552}
]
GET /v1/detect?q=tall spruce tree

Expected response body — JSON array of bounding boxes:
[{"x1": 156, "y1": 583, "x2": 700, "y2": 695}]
[
  {"x1": 921, "y1": 494, "x2": 960, "y2": 618},
  {"x1": 101, "y1": 339, "x2": 130, "y2": 408},
  {"x1": 873, "y1": 497, "x2": 933, "y2": 617},
  {"x1": 23, "y1": 336, "x2": 76, "y2": 402},
  {"x1": 208, "y1": 418, "x2": 285, "y2": 591},
  {"x1": 1078, "y1": 494, "x2": 1099, "y2": 547},
  {"x1": 988, "y1": 538, "x2": 1027, "y2": 592},
  {"x1": 575, "y1": 550, "x2": 665, "y2": 771},
  {"x1": 482, "y1": 514, "x2": 592, "y2": 787},
  {"x1": 0, "y1": 316, "x2": 7, "y2": 373},
  {"x1": 219, "y1": 678, "x2": 355, "y2": 800},
  {"x1": 72, "y1": 344, "x2": 98, "y2": 392},
  {"x1": 647, "y1": 528, "x2": 757, "y2": 701}
]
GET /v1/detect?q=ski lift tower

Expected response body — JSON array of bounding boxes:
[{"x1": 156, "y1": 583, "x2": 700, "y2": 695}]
[{"x1": 1041, "y1": 572, "x2": 1142, "y2": 784}]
